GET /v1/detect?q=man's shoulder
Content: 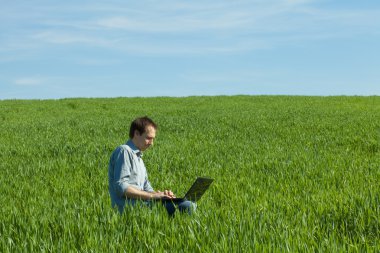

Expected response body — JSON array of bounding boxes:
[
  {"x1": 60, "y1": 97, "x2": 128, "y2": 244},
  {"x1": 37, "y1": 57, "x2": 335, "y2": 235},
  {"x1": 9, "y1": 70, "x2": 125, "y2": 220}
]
[
  {"x1": 110, "y1": 144, "x2": 135, "y2": 164},
  {"x1": 114, "y1": 144, "x2": 133, "y2": 154}
]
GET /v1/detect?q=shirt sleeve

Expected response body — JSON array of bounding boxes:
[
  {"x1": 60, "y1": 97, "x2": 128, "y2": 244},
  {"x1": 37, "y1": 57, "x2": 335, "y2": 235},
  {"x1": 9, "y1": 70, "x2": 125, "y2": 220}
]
[
  {"x1": 112, "y1": 147, "x2": 132, "y2": 197},
  {"x1": 143, "y1": 176, "x2": 154, "y2": 192}
]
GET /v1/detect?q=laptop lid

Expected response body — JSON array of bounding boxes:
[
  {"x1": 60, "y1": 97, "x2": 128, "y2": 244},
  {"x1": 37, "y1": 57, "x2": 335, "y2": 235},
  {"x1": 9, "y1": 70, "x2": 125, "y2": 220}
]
[{"x1": 183, "y1": 177, "x2": 213, "y2": 202}]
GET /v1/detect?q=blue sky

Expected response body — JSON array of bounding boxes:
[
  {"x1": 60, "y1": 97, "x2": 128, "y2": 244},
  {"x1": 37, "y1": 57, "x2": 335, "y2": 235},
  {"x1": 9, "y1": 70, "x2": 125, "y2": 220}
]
[{"x1": 1, "y1": 0, "x2": 380, "y2": 99}]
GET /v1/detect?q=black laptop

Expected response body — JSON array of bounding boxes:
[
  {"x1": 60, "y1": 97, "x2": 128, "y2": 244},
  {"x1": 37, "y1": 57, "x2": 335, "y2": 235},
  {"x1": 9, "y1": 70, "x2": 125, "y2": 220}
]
[{"x1": 161, "y1": 177, "x2": 213, "y2": 203}]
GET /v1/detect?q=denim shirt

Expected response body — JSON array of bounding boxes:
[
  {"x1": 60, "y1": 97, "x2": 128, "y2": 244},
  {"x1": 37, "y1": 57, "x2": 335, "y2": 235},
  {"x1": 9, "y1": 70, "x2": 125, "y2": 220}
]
[{"x1": 108, "y1": 140, "x2": 154, "y2": 213}]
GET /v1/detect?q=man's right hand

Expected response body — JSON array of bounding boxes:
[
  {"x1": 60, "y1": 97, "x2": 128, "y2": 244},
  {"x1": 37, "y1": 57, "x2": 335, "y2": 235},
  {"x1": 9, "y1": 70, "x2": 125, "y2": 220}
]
[{"x1": 152, "y1": 190, "x2": 175, "y2": 199}]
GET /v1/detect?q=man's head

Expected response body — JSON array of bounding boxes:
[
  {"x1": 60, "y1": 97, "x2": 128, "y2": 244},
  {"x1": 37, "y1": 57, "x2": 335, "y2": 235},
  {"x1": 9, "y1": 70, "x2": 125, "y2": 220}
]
[{"x1": 129, "y1": 116, "x2": 157, "y2": 151}]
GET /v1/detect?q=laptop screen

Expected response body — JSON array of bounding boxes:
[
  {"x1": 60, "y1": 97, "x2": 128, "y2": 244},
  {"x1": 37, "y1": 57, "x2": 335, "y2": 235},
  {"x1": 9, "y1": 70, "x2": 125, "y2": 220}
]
[{"x1": 184, "y1": 177, "x2": 214, "y2": 201}]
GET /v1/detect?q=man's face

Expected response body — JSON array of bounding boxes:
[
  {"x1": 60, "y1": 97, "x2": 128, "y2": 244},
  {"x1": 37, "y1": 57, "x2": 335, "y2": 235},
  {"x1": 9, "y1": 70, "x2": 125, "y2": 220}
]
[{"x1": 133, "y1": 125, "x2": 156, "y2": 151}]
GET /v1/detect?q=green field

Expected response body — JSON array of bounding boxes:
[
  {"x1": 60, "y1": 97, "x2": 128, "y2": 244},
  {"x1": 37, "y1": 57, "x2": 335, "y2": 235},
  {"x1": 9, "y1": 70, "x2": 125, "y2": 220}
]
[{"x1": 1, "y1": 96, "x2": 379, "y2": 252}]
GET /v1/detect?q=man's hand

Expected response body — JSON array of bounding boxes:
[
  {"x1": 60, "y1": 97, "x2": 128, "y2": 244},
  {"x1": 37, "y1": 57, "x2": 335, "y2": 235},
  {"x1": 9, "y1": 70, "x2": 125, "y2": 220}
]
[
  {"x1": 164, "y1": 190, "x2": 175, "y2": 198},
  {"x1": 152, "y1": 190, "x2": 176, "y2": 199}
]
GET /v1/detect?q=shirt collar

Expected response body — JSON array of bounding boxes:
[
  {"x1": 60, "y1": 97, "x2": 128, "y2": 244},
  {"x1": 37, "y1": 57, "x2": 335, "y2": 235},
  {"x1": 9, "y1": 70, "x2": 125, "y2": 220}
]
[{"x1": 126, "y1": 139, "x2": 143, "y2": 157}]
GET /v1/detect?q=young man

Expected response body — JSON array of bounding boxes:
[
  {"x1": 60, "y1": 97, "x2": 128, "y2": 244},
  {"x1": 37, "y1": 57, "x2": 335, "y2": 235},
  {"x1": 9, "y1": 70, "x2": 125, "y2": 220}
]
[{"x1": 108, "y1": 116, "x2": 195, "y2": 216}]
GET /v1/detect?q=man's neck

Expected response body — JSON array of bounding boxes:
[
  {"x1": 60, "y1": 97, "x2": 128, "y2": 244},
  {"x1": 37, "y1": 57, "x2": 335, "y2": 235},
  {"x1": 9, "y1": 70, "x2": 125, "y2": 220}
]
[{"x1": 129, "y1": 139, "x2": 141, "y2": 151}]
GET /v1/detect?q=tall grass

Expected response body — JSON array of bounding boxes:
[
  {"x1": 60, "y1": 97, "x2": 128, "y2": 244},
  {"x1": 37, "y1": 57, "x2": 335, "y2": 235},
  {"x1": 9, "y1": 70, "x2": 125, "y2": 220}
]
[{"x1": 0, "y1": 96, "x2": 379, "y2": 252}]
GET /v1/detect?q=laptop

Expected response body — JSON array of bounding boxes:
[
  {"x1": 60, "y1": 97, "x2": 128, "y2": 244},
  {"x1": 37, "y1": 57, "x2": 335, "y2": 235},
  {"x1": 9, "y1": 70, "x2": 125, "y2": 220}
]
[{"x1": 161, "y1": 177, "x2": 213, "y2": 203}]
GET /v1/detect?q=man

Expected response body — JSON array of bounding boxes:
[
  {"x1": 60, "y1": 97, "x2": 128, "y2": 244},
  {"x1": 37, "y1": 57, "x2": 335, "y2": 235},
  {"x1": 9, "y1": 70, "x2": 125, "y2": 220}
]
[{"x1": 108, "y1": 116, "x2": 195, "y2": 216}]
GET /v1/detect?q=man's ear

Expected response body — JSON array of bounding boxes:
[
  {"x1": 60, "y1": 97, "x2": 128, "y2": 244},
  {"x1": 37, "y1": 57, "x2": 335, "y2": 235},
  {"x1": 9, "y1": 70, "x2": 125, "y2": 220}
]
[{"x1": 134, "y1": 130, "x2": 141, "y2": 137}]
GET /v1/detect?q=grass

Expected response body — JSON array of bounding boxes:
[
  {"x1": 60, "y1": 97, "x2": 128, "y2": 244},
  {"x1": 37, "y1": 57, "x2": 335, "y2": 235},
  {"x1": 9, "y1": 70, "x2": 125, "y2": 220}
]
[{"x1": 0, "y1": 95, "x2": 379, "y2": 252}]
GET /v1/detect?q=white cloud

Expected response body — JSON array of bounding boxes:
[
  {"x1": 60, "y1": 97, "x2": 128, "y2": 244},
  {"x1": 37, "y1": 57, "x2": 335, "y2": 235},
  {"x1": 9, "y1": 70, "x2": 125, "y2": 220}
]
[
  {"x1": 2, "y1": 0, "x2": 380, "y2": 56},
  {"x1": 32, "y1": 31, "x2": 107, "y2": 45},
  {"x1": 96, "y1": 10, "x2": 251, "y2": 33},
  {"x1": 13, "y1": 77, "x2": 44, "y2": 86}
]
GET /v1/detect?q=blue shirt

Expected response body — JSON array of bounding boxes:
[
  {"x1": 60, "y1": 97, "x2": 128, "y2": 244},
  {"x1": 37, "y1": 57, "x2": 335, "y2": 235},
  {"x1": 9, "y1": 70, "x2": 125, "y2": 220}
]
[{"x1": 108, "y1": 140, "x2": 154, "y2": 213}]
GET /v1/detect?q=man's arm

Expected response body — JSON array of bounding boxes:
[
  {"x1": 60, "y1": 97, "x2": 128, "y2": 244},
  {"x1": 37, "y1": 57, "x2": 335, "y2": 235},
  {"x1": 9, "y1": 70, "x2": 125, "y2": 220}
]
[{"x1": 125, "y1": 186, "x2": 169, "y2": 200}]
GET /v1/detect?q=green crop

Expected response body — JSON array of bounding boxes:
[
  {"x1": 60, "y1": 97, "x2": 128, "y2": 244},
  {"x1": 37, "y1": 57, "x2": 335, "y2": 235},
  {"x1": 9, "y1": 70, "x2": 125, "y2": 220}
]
[{"x1": 0, "y1": 96, "x2": 379, "y2": 252}]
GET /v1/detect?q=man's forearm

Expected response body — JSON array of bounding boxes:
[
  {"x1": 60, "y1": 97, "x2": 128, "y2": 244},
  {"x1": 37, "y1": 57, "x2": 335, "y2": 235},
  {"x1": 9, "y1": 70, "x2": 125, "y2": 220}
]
[
  {"x1": 125, "y1": 186, "x2": 172, "y2": 200},
  {"x1": 125, "y1": 186, "x2": 154, "y2": 200}
]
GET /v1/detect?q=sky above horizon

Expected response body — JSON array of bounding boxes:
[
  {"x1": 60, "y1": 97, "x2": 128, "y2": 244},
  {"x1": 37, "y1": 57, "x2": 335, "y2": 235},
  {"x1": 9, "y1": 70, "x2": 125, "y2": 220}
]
[{"x1": 1, "y1": 0, "x2": 380, "y2": 99}]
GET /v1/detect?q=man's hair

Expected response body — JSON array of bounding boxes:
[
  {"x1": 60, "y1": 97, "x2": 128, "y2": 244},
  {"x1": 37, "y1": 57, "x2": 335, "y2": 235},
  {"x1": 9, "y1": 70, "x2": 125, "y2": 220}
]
[{"x1": 129, "y1": 116, "x2": 157, "y2": 139}]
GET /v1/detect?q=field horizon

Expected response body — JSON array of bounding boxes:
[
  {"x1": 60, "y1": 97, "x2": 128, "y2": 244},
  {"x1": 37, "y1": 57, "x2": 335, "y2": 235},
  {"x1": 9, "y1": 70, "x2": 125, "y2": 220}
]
[{"x1": 1, "y1": 94, "x2": 380, "y2": 102}]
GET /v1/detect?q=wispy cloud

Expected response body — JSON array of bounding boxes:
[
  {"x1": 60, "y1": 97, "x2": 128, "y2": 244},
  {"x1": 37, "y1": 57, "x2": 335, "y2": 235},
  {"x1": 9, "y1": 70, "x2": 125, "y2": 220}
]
[
  {"x1": 13, "y1": 77, "x2": 44, "y2": 86},
  {"x1": 32, "y1": 31, "x2": 110, "y2": 45},
  {"x1": 2, "y1": 0, "x2": 380, "y2": 56},
  {"x1": 96, "y1": 10, "x2": 251, "y2": 33}
]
